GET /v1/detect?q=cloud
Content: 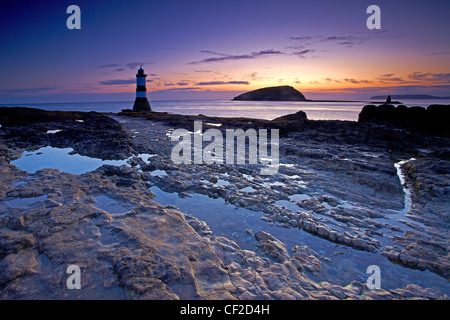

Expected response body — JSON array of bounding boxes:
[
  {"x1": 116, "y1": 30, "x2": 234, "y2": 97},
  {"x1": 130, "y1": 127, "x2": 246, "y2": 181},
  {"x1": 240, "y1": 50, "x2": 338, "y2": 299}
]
[
  {"x1": 289, "y1": 36, "x2": 315, "y2": 41},
  {"x1": 99, "y1": 79, "x2": 135, "y2": 85},
  {"x1": 324, "y1": 78, "x2": 341, "y2": 83},
  {"x1": 200, "y1": 50, "x2": 229, "y2": 56},
  {"x1": 377, "y1": 74, "x2": 405, "y2": 82},
  {"x1": 100, "y1": 79, "x2": 153, "y2": 86},
  {"x1": 152, "y1": 87, "x2": 200, "y2": 92},
  {"x1": 314, "y1": 84, "x2": 450, "y2": 96},
  {"x1": 177, "y1": 82, "x2": 190, "y2": 86},
  {"x1": 228, "y1": 81, "x2": 250, "y2": 85},
  {"x1": 343, "y1": 78, "x2": 372, "y2": 84},
  {"x1": 97, "y1": 64, "x2": 120, "y2": 69},
  {"x1": 322, "y1": 36, "x2": 362, "y2": 47},
  {"x1": 292, "y1": 49, "x2": 315, "y2": 58},
  {"x1": 189, "y1": 49, "x2": 283, "y2": 64},
  {"x1": 195, "y1": 81, "x2": 250, "y2": 85},
  {"x1": 125, "y1": 62, "x2": 148, "y2": 69},
  {"x1": 289, "y1": 34, "x2": 364, "y2": 48},
  {"x1": 5, "y1": 87, "x2": 59, "y2": 93},
  {"x1": 408, "y1": 72, "x2": 450, "y2": 82}
]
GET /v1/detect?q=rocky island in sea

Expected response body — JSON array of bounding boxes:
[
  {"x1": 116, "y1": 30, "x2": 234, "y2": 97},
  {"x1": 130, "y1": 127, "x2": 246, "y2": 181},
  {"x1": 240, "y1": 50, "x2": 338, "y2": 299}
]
[
  {"x1": 232, "y1": 85, "x2": 308, "y2": 101},
  {"x1": 0, "y1": 103, "x2": 449, "y2": 300}
]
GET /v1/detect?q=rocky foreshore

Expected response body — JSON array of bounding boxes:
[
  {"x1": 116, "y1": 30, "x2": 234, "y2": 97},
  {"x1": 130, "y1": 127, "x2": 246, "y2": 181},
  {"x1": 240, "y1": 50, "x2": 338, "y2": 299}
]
[{"x1": 0, "y1": 105, "x2": 448, "y2": 300}]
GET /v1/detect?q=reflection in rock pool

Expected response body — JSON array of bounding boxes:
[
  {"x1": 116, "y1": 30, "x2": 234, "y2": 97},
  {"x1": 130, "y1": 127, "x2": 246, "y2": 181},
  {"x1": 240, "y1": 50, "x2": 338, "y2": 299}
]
[{"x1": 149, "y1": 186, "x2": 449, "y2": 293}]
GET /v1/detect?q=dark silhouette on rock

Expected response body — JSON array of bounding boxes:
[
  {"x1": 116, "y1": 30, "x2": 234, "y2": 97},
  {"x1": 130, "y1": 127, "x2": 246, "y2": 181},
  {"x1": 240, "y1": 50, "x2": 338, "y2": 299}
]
[
  {"x1": 272, "y1": 110, "x2": 307, "y2": 122},
  {"x1": 386, "y1": 95, "x2": 392, "y2": 104},
  {"x1": 233, "y1": 86, "x2": 308, "y2": 101},
  {"x1": 271, "y1": 110, "x2": 308, "y2": 133},
  {"x1": 358, "y1": 104, "x2": 450, "y2": 136}
]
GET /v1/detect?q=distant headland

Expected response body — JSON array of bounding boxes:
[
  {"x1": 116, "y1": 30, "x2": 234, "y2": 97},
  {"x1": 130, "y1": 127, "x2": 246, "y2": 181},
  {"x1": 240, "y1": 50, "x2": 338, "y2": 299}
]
[{"x1": 370, "y1": 94, "x2": 450, "y2": 100}]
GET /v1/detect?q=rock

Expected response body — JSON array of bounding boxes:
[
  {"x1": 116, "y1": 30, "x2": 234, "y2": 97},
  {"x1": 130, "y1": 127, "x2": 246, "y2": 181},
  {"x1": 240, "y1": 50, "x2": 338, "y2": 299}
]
[
  {"x1": 254, "y1": 231, "x2": 290, "y2": 263},
  {"x1": 0, "y1": 249, "x2": 38, "y2": 286},
  {"x1": 358, "y1": 104, "x2": 450, "y2": 136},
  {"x1": 0, "y1": 229, "x2": 35, "y2": 256},
  {"x1": 233, "y1": 86, "x2": 308, "y2": 101},
  {"x1": 272, "y1": 110, "x2": 307, "y2": 122},
  {"x1": 292, "y1": 245, "x2": 321, "y2": 274}
]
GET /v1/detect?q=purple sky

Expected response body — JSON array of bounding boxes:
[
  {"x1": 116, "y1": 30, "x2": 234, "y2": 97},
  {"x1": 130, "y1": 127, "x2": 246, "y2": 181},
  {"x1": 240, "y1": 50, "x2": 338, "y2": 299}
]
[{"x1": 1, "y1": 0, "x2": 449, "y2": 103}]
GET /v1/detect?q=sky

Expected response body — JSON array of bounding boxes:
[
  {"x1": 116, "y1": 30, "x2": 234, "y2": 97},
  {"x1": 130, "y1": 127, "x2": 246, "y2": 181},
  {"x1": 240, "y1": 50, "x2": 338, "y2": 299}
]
[{"x1": 0, "y1": 0, "x2": 449, "y2": 103}]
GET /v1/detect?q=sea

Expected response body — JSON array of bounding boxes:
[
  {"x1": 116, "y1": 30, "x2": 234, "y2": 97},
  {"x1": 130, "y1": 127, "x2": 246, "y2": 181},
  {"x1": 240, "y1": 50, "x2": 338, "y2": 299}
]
[{"x1": 2, "y1": 99, "x2": 450, "y2": 121}]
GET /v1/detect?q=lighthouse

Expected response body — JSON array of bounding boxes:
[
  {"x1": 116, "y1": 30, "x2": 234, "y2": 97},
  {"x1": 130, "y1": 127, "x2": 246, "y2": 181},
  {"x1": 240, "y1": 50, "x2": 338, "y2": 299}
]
[{"x1": 132, "y1": 66, "x2": 151, "y2": 112}]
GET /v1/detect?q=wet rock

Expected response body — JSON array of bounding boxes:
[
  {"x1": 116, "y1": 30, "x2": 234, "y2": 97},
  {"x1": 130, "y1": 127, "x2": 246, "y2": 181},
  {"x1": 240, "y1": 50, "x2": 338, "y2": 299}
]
[
  {"x1": 0, "y1": 229, "x2": 35, "y2": 256},
  {"x1": 291, "y1": 245, "x2": 321, "y2": 274},
  {"x1": 0, "y1": 249, "x2": 39, "y2": 286},
  {"x1": 254, "y1": 231, "x2": 290, "y2": 263},
  {"x1": 0, "y1": 107, "x2": 134, "y2": 160}
]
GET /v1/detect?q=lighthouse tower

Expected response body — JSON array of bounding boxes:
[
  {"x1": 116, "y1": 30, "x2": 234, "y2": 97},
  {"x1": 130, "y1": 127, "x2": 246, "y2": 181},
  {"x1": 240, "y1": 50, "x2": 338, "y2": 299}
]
[{"x1": 132, "y1": 66, "x2": 151, "y2": 112}]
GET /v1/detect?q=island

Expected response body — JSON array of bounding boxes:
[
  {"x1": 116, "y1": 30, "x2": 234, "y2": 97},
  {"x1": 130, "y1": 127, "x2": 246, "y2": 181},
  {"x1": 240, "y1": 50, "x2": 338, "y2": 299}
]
[{"x1": 232, "y1": 85, "x2": 308, "y2": 101}]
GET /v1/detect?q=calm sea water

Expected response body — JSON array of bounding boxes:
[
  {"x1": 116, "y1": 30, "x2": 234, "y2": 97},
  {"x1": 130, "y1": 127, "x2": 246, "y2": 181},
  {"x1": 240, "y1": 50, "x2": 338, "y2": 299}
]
[{"x1": 2, "y1": 99, "x2": 449, "y2": 121}]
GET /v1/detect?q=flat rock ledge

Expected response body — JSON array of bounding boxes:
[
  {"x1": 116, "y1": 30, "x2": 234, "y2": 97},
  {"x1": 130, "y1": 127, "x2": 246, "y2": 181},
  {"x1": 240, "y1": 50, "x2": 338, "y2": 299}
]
[{"x1": 0, "y1": 159, "x2": 445, "y2": 300}]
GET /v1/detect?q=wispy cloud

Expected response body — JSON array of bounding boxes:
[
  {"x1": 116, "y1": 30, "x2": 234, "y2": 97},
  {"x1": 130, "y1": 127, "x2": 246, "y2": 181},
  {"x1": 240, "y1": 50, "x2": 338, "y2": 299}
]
[
  {"x1": 194, "y1": 69, "x2": 214, "y2": 73},
  {"x1": 97, "y1": 64, "x2": 120, "y2": 69},
  {"x1": 408, "y1": 72, "x2": 450, "y2": 82},
  {"x1": 292, "y1": 49, "x2": 315, "y2": 58},
  {"x1": 189, "y1": 49, "x2": 283, "y2": 65},
  {"x1": 125, "y1": 62, "x2": 145, "y2": 69},
  {"x1": 5, "y1": 87, "x2": 59, "y2": 93},
  {"x1": 376, "y1": 74, "x2": 405, "y2": 83},
  {"x1": 97, "y1": 63, "x2": 154, "y2": 73},
  {"x1": 99, "y1": 79, "x2": 152, "y2": 85},
  {"x1": 324, "y1": 78, "x2": 341, "y2": 83},
  {"x1": 195, "y1": 81, "x2": 250, "y2": 85},
  {"x1": 152, "y1": 87, "x2": 200, "y2": 92},
  {"x1": 289, "y1": 34, "x2": 365, "y2": 48},
  {"x1": 99, "y1": 79, "x2": 135, "y2": 85},
  {"x1": 343, "y1": 78, "x2": 372, "y2": 84}
]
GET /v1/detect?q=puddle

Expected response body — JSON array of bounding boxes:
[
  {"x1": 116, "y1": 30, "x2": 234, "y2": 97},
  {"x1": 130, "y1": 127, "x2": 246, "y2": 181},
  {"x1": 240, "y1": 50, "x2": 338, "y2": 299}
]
[
  {"x1": 262, "y1": 181, "x2": 286, "y2": 187},
  {"x1": 394, "y1": 158, "x2": 415, "y2": 216},
  {"x1": 5, "y1": 195, "x2": 48, "y2": 208},
  {"x1": 214, "y1": 179, "x2": 230, "y2": 187},
  {"x1": 289, "y1": 194, "x2": 311, "y2": 202},
  {"x1": 46, "y1": 129, "x2": 62, "y2": 134},
  {"x1": 386, "y1": 158, "x2": 433, "y2": 236},
  {"x1": 150, "y1": 186, "x2": 263, "y2": 251},
  {"x1": 151, "y1": 170, "x2": 167, "y2": 176},
  {"x1": 149, "y1": 186, "x2": 449, "y2": 294},
  {"x1": 240, "y1": 186, "x2": 257, "y2": 193},
  {"x1": 10, "y1": 146, "x2": 154, "y2": 175}
]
